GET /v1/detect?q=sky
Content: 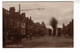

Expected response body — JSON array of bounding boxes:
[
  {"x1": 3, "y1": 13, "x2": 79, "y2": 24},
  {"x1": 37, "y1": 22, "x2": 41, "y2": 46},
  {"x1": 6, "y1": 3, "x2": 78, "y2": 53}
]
[{"x1": 3, "y1": 1, "x2": 73, "y2": 29}]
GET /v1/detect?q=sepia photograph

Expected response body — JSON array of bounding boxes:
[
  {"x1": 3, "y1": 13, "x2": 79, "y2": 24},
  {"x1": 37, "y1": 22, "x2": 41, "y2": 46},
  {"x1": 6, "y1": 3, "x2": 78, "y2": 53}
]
[{"x1": 3, "y1": 1, "x2": 73, "y2": 48}]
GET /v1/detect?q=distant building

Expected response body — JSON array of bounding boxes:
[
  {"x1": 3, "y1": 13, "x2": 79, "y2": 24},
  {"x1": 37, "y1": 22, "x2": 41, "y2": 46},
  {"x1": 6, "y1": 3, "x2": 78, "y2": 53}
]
[
  {"x1": 48, "y1": 28, "x2": 52, "y2": 36},
  {"x1": 57, "y1": 28, "x2": 62, "y2": 36}
]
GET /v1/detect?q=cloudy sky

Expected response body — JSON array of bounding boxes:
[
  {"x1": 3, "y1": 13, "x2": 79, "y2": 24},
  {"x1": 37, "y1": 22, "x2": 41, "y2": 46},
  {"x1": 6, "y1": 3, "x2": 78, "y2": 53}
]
[{"x1": 3, "y1": 1, "x2": 73, "y2": 29}]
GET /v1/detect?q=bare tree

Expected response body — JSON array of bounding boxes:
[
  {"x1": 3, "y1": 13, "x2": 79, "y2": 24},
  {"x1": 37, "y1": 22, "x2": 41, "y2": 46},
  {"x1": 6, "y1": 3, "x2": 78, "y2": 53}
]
[{"x1": 50, "y1": 17, "x2": 58, "y2": 36}]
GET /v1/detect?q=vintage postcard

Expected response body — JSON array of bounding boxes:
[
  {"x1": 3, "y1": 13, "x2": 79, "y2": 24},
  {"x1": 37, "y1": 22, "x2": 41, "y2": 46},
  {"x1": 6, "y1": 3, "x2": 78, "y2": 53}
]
[{"x1": 3, "y1": 1, "x2": 73, "y2": 48}]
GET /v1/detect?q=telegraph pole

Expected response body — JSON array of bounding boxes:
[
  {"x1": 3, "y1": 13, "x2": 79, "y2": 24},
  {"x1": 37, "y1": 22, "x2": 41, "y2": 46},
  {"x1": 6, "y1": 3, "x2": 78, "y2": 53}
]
[{"x1": 19, "y1": 3, "x2": 21, "y2": 14}]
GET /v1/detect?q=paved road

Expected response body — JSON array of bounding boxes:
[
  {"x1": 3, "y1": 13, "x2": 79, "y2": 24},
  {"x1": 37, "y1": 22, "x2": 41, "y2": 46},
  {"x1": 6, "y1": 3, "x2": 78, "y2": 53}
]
[
  {"x1": 21, "y1": 36, "x2": 73, "y2": 48},
  {"x1": 4, "y1": 36, "x2": 73, "y2": 48}
]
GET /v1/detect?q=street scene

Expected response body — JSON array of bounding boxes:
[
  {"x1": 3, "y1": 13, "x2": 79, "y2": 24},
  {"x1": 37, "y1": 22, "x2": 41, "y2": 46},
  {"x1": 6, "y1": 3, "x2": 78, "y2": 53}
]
[{"x1": 3, "y1": 1, "x2": 73, "y2": 48}]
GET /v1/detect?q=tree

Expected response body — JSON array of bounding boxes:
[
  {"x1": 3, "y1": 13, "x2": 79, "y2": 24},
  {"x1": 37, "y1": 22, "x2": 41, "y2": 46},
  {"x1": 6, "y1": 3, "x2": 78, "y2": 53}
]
[{"x1": 50, "y1": 17, "x2": 58, "y2": 36}]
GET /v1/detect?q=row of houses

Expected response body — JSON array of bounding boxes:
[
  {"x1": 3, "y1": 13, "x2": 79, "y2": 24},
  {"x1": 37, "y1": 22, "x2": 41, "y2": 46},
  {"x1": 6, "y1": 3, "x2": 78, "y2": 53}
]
[
  {"x1": 61, "y1": 19, "x2": 73, "y2": 37},
  {"x1": 54, "y1": 19, "x2": 73, "y2": 37},
  {"x1": 3, "y1": 7, "x2": 48, "y2": 43}
]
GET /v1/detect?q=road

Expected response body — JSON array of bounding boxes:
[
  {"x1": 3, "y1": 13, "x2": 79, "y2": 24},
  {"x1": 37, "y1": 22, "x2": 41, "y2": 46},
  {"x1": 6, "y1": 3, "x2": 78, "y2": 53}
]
[
  {"x1": 21, "y1": 36, "x2": 73, "y2": 48},
  {"x1": 4, "y1": 35, "x2": 73, "y2": 48}
]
